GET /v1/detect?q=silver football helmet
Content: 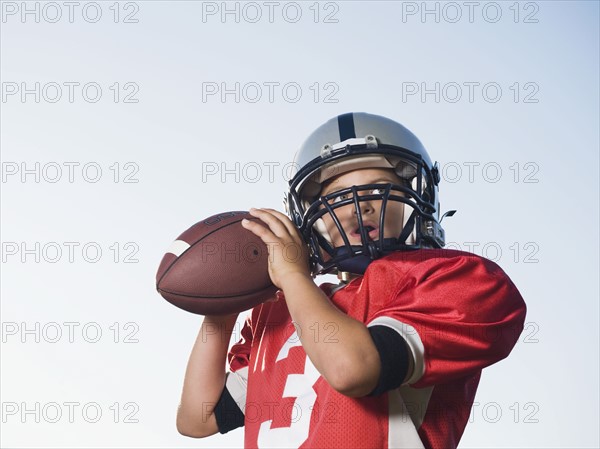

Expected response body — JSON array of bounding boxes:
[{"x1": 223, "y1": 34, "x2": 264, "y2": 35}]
[{"x1": 286, "y1": 112, "x2": 453, "y2": 276}]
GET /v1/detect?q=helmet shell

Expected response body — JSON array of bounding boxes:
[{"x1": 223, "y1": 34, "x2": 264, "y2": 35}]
[{"x1": 286, "y1": 112, "x2": 447, "y2": 276}]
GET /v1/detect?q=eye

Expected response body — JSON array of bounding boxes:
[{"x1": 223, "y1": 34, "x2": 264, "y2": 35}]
[
  {"x1": 330, "y1": 192, "x2": 350, "y2": 204},
  {"x1": 370, "y1": 187, "x2": 386, "y2": 195}
]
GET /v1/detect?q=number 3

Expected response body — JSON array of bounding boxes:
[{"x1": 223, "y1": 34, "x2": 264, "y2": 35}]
[{"x1": 257, "y1": 331, "x2": 321, "y2": 448}]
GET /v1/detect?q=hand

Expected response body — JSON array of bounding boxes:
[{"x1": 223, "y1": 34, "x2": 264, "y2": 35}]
[{"x1": 241, "y1": 208, "x2": 310, "y2": 289}]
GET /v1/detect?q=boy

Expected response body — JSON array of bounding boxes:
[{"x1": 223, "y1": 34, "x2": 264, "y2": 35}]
[{"x1": 177, "y1": 113, "x2": 526, "y2": 448}]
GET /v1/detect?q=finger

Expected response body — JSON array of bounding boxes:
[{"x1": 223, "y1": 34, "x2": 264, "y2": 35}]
[
  {"x1": 248, "y1": 208, "x2": 291, "y2": 239},
  {"x1": 259, "y1": 209, "x2": 309, "y2": 259},
  {"x1": 261, "y1": 208, "x2": 303, "y2": 240},
  {"x1": 241, "y1": 217, "x2": 279, "y2": 244}
]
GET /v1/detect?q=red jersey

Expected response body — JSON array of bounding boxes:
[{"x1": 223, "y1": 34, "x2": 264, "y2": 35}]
[{"x1": 226, "y1": 249, "x2": 526, "y2": 449}]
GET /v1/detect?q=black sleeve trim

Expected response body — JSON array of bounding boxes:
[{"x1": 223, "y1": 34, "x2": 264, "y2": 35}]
[
  {"x1": 214, "y1": 385, "x2": 245, "y2": 434},
  {"x1": 367, "y1": 325, "x2": 410, "y2": 397}
]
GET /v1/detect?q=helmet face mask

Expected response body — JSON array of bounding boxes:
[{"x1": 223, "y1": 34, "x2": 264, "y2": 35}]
[{"x1": 286, "y1": 113, "x2": 448, "y2": 276}]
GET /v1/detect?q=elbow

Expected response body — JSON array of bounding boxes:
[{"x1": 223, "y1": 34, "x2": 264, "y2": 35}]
[
  {"x1": 176, "y1": 424, "x2": 200, "y2": 438},
  {"x1": 331, "y1": 382, "x2": 373, "y2": 398},
  {"x1": 176, "y1": 408, "x2": 217, "y2": 439},
  {"x1": 326, "y1": 356, "x2": 379, "y2": 398},
  {"x1": 176, "y1": 420, "x2": 214, "y2": 439},
  {"x1": 177, "y1": 428, "x2": 212, "y2": 439}
]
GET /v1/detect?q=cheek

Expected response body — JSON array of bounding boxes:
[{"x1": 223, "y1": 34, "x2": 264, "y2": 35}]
[
  {"x1": 319, "y1": 207, "x2": 351, "y2": 244},
  {"x1": 321, "y1": 212, "x2": 342, "y2": 237},
  {"x1": 322, "y1": 204, "x2": 351, "y2": 226},
  {"x1": 382, "y1": 203, "x2": 405, "y2": 231}
]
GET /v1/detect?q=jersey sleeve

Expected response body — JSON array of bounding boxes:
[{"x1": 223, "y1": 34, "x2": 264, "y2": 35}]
[
  {"x1": 228, "y1": 314, "x2": 253, "y2": 373},
  {"x1": 367, "y1": 253, "x2": 527, "y2": 388},
  {"x1": 222, "y1": 314, "x2": 254, "y2": 418}
]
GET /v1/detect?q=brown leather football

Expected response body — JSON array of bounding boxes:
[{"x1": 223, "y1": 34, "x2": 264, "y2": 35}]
[{"x1": 156, "y1": 211, "x2": 277, "y2": 315}]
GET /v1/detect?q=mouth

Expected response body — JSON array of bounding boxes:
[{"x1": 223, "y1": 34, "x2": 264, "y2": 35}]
[{"x1": 350, "y1": 223, "x2": 380, "y2": 240}]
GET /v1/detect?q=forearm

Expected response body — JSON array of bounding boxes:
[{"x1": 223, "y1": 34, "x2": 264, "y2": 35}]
[
  {"x1": 240, "y1": 208, "x2": 380, "y2": 396},
  {"x1": 177, "y1": 314, "x2": 238, "y2": 437},
  {"x1": 280, "y1": 273, "x2": 380, "y2": 397}
]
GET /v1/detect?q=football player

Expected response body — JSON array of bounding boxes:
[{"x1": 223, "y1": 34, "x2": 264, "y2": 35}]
[{"x1": 177, "y1": 112, "x2": 527, "y2": 449}]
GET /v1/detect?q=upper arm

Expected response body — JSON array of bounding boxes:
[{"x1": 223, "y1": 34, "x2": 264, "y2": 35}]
[
  {"x1": 177, "y1": 364, "x2": 249, "y2": 437},
  {"x1": 178, "y1": 315, "x2": 254, "y2": 438},
  {"x1": 364, "y1": 324, "x2": 412, "y2": 396},
  {"x1": 213, "y1": 368, "x2": 247, "y2": 434},
  {"x1": 369, "y1": 254, "x2": 526, "y2": 387}
]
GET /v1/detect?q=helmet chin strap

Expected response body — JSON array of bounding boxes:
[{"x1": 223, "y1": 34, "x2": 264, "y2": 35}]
[
  {"x1": 333, "y1": 238, "x2": 399, "y2": 275},
  {"x1": 336, "y1": 251, "x2": 373, "y2": 275}
]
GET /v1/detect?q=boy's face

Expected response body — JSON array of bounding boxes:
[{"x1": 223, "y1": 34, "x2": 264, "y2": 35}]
[{"x1": 319, "y1": 168, "x2": 406, "y2": 248}]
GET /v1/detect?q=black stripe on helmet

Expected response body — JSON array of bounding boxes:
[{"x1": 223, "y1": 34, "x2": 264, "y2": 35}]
[{"x1": 337, "y1": 113, "x2": 356, "y2": 141}]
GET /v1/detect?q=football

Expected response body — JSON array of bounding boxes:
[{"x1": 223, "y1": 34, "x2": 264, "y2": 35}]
[{"x1": 156, "y1": 211, "x2": 277, "y2": 315}]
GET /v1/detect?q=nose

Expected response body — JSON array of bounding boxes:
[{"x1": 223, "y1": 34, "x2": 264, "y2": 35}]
[{"x1": 353, "y1": 194, "x2": 374, "y2": 216}]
